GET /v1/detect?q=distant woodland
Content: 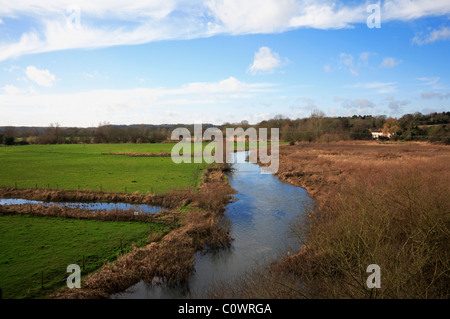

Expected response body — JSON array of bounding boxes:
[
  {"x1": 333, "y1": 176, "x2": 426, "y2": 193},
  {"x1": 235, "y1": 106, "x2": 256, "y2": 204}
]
[{"x1": 1, "y1": 111, "x2": 449, "y2": 145}]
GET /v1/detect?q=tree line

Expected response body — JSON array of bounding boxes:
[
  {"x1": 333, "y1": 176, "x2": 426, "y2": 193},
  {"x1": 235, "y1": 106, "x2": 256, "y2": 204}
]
[{"x1": 1, "y1": 111, "x2": 449, "y2": 145}]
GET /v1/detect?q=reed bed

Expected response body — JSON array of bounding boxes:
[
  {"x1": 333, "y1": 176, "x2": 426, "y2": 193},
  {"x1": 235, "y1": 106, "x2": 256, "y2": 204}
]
[
  {"x1": 0, "y1": 203, "x2": 174, "y2": 225},
  {"x1": 0, "y1": 186, "x2": 189, "y2": 209},
  {"x1": 211, "y1": 141, "x2": 450, "y2": 299}
]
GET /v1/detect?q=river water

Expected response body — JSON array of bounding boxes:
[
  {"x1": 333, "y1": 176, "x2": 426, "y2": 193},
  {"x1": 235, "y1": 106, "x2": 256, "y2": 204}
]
[
  {"x1": 0, "y1": 198, "x2": 163, "y2": 214},
  {"x1": 112, "y1": 151, "x2": 312, "y2": 298}
]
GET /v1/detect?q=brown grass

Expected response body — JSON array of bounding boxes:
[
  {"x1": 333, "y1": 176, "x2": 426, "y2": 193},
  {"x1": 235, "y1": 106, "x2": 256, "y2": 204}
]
[
  {"x1": 272, "y1": 140, "x2": 450, "y2": 204},
  {"x1": 101, "y1": 152, "x2": 172, "y2": 157},
  {"x1": 0, "y1": 203, "x2": 176, "y2": 226},
  {"x1": 212, "y1": 141, "x2": 450, "y2": 299}
]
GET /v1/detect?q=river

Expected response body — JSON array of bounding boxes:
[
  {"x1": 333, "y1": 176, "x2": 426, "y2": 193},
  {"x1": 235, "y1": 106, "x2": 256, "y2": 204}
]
[{"x1": 112, "y1": 151, "x2": 312, "y2": 298}]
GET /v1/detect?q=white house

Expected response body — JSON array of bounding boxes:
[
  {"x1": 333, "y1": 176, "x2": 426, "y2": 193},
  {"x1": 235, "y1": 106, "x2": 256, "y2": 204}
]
[{"x1": 371, "y1": 130, "x2": 392, "y2": 139}]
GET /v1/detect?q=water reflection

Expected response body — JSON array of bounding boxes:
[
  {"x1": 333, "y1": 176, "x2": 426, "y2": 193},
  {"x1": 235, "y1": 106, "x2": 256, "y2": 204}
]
[
  {"x1": 0, "y1": 198, "x2": 162, "y2": 214},
  {"x1": 113, "y1": 151, "x2": 311, "y2": 298}
]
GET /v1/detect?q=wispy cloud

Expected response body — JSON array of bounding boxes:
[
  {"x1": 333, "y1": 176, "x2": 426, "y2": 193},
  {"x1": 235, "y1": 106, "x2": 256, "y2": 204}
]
[
  {"x1": 337, "y1": 97, "x2": 379, "y2": 116},
  {"x1": 342, "y1": 98, "x2": 375, "y2": 109},
  {"x1": 412, "y1": 26, "x2": 450, "y2": 45},
  {"x1": 387, "y1": 98, "x2": 410, "y2": 112},
  {"x1": 416, "y1": 77, "x2": 440, "y2": 85},
  {"x1": 351, "y1": 81, "x2": 397, "y2": 94},
  {"x1": 380, "y1": 57, "x2": 402, "y2": 68},
  {"x1": 1, "y1": 1, "x2": 450, "y2": 61},
  {"x1": 327, "y1": 52, "x2": 375, "y2": 76},
  {"x1": 339, "y1": 53, "x2": 359, "y2": 76},
  {"x1": 421, "y1": 92, "x2": 450, "y2": 99},
  {"x1": 382, "y1": 0, "x2": 450, "y2": 20}
]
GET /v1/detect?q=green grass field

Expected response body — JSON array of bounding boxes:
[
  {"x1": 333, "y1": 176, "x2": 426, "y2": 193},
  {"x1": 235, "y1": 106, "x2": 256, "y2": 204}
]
[
  {"x1": 0, "y1": 214, "x2": 169, "y2": 299},
  {"x1": 0, "y1": 141, "x2": 281, "y2": 299},
  {"x1": 0, "y1": 143, "x2": 209, "y2": 194},
  {"x1": 0, "y1": 142, "x2": 281, "y2": 194}
]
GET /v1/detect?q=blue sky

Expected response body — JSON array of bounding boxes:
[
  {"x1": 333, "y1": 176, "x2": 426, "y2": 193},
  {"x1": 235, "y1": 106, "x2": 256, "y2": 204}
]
[{"x1": 0, "y1": 0, "x2": 449, "y2": 127}]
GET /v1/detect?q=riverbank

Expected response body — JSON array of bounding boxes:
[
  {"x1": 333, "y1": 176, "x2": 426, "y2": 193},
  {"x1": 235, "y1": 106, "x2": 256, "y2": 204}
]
[
  {"x1": 213, "y1": 141, "x2": 450, "y2": 299},
  {"x1": 0, "y1": 163, "x2": 234, "y2": 299},
  {"x1": 50, "y1": 163, "x2": 234, "y2": 298}
]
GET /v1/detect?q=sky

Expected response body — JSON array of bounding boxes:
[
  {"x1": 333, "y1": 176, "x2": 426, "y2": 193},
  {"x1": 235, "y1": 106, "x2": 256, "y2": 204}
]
[{"x1": 0, "y1": 0, "x2": 449, "y2": 127}]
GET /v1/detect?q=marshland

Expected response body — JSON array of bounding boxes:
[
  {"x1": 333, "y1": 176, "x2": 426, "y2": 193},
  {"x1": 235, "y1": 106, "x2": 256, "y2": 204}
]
[
  {"x1": 0, "y1": 120, "x2": 449, "y2": 299},
  {"x1": 2, "y1": 2, "x2": 450, "y2": 304}
]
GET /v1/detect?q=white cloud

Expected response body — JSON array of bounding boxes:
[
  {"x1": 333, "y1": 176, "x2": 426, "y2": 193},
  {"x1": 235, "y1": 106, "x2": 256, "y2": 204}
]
[
  {"x1": 412, "y1": 26, "x2": 450, "y2": 45},
  {"x1": 383, "y1": 0, "x2": 450, "y2": 21},
  {"x1": 380, "y1": 57, "x2": 402, "y2": 68},
  {"x1": 248, "y1": 47, "x2": 284, "y2": 75},
  {"x1": 4, "y1": 65, "x2": 20, "y2": 73},
  {"x1": 25, "y1": 66, "x2": 56, "y2": 87},
  {"x1": 0, "y1": 77, "x2": 277, "y2": 126},
  {"x1": 0, "y1": 1, "x2": 175, "y2": 20},
  {"x1": 84, "y1": 71, "x2": 99, "y2": 79},
  {"x1": 334, "y1": 52, "x2": 375, "y2": 76},
  {"x1": 338, "y1": 53, "x2": 358, "y2": 76},
  {"x1": 343, "y1": 98, "x2": 374, "y2": 109},
  {"x1": 2, "y1": 85, "x2": 22, "y2": 95},
  {"x1": 351, "y1": 81, "x2": 397, "y2": 94},
  {"x1": 416, "y1": 77, "x2": 440, "y2": 85},
  {"x1": 387, "y1": 99, "x2": 410, "y2": 111},
  {"x1": 1, "y1": 1, "x2": 450, "y2": 61},
  {"x1": 338, "y1": 98, "x2": 378, "y2": 116},
  {"x1": 359, "y1": 52, "x2": 373, "y2": 67},
  {"x1": 289, "y1": 2, "x2": 366, "y2": 29},
  {"x1": 421, "y1": 92, "x2": 450, "y2": 99},
  {"x1": 207, "y1": 0, "x2": 299, "y2": 34},
  {"x1": 296, "y1": 97, "x2": 318, "y2": 111}
]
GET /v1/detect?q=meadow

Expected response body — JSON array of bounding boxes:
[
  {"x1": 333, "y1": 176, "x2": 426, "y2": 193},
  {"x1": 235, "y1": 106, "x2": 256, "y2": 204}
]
[
  {"x1": 0, "y1": 142, "x2": 237, "y2": 298},
  {"x1": 0, "y1": 143, "x2": 202, "y2": 298},
  {"x1": 0, "y1": 214, "x2": 170, "y2": 299},
  {"x1": 0, "y1": 143, "x2": 207, "y2": 194}
]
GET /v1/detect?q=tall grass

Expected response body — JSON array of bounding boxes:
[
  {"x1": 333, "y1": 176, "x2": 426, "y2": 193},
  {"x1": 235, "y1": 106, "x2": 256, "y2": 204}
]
[
  {"x1": 209, "y1": 142, "x2": 449, "y2": 299},
  {"x1": 282, "y1": 163, "x2": 449, "y2": 298}
]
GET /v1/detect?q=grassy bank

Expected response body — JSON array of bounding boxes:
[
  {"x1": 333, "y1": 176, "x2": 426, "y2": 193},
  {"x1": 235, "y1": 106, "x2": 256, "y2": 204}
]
[
  {"x1": 0, "y1": 214, "x2": 169, "y2": 299},
  {"x1": 210, "y1": 141, "x2": 450, "y2": 299}
]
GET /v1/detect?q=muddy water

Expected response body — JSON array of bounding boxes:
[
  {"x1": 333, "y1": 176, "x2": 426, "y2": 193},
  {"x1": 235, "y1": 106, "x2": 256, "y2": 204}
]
[
  {"x1": 0, "y1": 198, "x2": 163, "y2": 214},
  {"x1": 112, "y1": 151, "x2": 312, "y2": 299}
]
